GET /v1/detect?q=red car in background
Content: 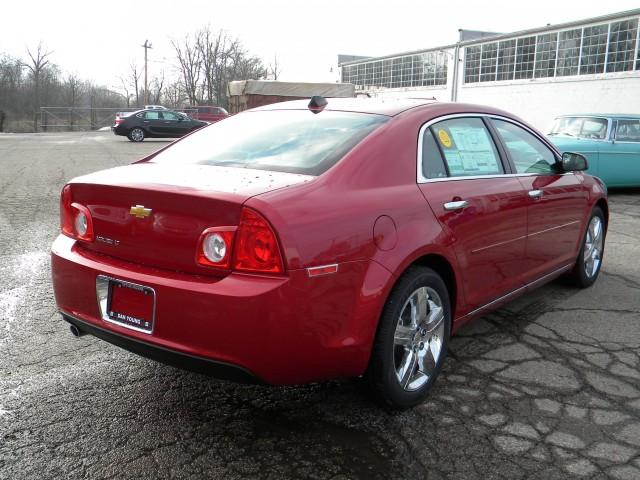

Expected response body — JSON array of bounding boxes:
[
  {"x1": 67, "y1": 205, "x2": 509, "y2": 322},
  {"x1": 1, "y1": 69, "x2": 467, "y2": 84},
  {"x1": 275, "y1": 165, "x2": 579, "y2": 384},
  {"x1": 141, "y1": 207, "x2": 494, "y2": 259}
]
[
  {"x1": 51, "y1": 98, "x2": 607, "y2": 408},
  {"x1": 185, "y1": 105, "x2": 229, "y2": 123}
]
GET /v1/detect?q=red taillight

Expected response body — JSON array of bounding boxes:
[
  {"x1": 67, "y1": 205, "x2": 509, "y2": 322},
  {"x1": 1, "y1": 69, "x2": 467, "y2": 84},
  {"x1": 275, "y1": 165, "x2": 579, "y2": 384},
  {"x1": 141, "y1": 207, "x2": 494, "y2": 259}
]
[
  {"x1": 196, "y1": 227, "x2": 236, "y2": 269},
  {"x1": 59, "y1": 185, "x2": 94, "y2": 242},
  {"x1": 60, "y1": 185, "x2": 74, "y2": 236},
  {"x1": 233, "y1": 208, "x2": 284, "y2": 274}
]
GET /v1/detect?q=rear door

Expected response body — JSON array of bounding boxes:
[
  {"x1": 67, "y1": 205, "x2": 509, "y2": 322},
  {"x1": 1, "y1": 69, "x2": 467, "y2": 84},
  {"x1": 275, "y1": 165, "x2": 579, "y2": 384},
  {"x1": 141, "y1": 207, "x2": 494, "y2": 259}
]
[
  {"x1": 490, "y1": 117, "x2": 588, "y2": 282},
  {"x1": 418, "y1": 116, "x2": 529, "y2": 311},
  {"x1": 143, "y1": 111, "x2": 164, "y2": 135}
]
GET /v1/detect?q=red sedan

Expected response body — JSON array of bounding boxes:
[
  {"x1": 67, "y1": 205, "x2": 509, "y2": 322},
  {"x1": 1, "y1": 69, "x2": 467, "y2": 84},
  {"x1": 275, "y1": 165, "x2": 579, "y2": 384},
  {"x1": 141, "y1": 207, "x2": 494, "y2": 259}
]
[{"x1": 51, "y1": 98, "x2": 607, "y2": 408}]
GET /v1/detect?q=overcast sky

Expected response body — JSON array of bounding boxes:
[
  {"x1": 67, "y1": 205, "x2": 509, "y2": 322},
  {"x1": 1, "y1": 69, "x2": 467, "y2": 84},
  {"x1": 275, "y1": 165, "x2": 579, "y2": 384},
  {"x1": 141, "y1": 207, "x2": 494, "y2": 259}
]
[{"x1": 1, "y1": 0, "x2": 638, "y2": 93}]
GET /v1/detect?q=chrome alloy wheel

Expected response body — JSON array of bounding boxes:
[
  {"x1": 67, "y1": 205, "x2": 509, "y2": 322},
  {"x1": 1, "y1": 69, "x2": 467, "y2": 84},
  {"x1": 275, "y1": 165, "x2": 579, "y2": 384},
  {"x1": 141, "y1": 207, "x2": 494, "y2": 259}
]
[
  {"x1": 130, "y1": 128, "x2": 144, "y2": 142},
  {"x1": 584, "y1": 216, "x2": 604, "y2": 279},
  {"x1": 393, "y1": 286, "x2": 445, "y2": 391}
]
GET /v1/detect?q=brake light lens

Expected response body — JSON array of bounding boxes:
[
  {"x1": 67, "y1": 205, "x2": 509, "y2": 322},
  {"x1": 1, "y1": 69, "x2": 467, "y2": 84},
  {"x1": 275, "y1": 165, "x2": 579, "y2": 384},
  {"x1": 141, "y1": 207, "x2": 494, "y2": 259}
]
[
  {"x1": 60, "y1": 185, "x2": 74, "y2": 236},
  {"x1": 196, "y1": 227, "x2": 235, "y2": 268},
  {"x1": 59, "y1": 185, "x2": 94, "y2": 242},
  {"x1": 233, "y1": 208, "x2": 284, "y2": 274}
]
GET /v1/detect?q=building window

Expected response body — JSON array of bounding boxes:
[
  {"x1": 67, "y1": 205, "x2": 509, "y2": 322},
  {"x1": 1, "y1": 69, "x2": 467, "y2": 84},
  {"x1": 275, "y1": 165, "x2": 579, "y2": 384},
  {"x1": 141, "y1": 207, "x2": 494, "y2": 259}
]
[
  {"x1": 464, "y1": 46, "x2": 481, "y2": 83},
  {"x1": 515, "y1": 36, "x2": 536, "y2": 79},
  {"x1": 580, "y1": 24, "x2": 608, "y2": 74},
  {"x1": 382, "y1": 59, "x2": 392, "y2": 87},
  {"x1": 556, "y1": 28, "x2": 582, "y2": 76},
  {"x1": 391, "y1": 57, "x2": 402, "y2": 88},
  {"x1": 435, "y1": 52, "x2": 447, "y2": 85},
  {"x1": 480, "y1": 42, "x2": 498, "y2": 82},
  {"x1": 607, "y1": 19, "x2": 638, "y2": 72},
  {"x1": 535, "y1": 33, "x2": 558, "y2": 78},
  {"x1": 496, "y1": 39, "x2": 516, "y2": 80}
]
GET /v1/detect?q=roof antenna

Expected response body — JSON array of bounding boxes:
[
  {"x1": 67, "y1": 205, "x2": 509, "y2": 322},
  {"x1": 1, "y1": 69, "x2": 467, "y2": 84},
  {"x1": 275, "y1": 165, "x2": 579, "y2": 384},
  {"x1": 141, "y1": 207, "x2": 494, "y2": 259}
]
[{"x1": 308, "y1": 96, "x2": 328, "y2": 114}]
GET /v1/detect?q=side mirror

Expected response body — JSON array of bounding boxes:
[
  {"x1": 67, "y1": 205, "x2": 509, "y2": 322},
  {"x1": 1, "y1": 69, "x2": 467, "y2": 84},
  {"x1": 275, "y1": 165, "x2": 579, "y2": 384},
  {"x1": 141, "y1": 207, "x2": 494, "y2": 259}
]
[{"x1": 561, "y1": 152, "x2": 588, "y2": 172}]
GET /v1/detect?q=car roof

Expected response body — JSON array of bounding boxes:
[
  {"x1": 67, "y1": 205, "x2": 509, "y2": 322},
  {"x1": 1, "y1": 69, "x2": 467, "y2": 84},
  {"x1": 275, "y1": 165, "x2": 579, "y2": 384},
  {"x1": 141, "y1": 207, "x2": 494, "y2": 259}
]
[
  {"x1": 555, "y1": 114, "x2": 640, "y2": 120},
  {"x1": 250, "y1": 97, "x2": 440, "y2": 117}
]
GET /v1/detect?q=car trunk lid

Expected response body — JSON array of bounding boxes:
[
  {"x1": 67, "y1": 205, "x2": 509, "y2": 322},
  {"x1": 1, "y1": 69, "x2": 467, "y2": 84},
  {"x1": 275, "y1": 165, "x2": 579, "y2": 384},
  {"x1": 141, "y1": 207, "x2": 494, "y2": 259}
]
[{"x1": 69, "y1": 163, "x2": 312, "y2": 275}]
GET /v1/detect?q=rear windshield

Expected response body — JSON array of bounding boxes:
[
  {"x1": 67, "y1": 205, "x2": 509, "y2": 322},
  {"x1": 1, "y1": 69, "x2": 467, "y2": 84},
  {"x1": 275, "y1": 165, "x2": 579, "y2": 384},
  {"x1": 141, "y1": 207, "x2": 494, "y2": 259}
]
[{"x1": 150, "y1": 110, "x2": 388, "y2": 175}]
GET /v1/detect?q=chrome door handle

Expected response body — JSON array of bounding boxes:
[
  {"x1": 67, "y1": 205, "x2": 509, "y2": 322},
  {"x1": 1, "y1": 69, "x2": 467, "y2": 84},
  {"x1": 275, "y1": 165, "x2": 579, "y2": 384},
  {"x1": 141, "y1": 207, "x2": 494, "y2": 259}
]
[
  {"x1": 528, "y1": 189, "x2": 543, "y2": 198},
  {"x1": 443, "y1": 200, "x2": 469, "y2": 211}
]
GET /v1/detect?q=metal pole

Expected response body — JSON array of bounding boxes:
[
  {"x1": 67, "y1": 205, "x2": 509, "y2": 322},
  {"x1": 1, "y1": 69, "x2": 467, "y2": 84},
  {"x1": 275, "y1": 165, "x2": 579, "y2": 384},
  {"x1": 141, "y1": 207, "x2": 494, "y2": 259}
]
[{"x1": 142, "y1": 40, "x2": 152, "y2": 105}]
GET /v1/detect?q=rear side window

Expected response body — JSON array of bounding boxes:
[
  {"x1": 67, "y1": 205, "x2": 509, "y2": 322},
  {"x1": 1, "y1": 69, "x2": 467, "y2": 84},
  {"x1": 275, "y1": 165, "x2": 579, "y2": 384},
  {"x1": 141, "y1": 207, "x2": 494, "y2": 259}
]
[
  {"x1": 144, "y1": 111, "x2": 160, "y2": 120},
  {"x1": 493, "y1": 119, "x2": 557, "y2": 174},
  {"x1": 421, "y1": 129, "x2": 448, "y2": 179},
  {"x1": 431, "y1": 118, "x2": 504, "y2": 177},
  {"x1": 615, "y1": 119, "x2": 640, "y2": 142},
  {"x1": 150, "y1": 110, "x2": 389, "y2": 176}
]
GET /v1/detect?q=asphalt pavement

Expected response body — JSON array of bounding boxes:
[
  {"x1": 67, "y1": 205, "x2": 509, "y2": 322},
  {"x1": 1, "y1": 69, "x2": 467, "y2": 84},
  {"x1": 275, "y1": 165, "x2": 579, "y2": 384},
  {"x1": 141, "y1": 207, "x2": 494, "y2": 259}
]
[{"x1": 0, "y1": 131, "x2": 639, "y2": 479}]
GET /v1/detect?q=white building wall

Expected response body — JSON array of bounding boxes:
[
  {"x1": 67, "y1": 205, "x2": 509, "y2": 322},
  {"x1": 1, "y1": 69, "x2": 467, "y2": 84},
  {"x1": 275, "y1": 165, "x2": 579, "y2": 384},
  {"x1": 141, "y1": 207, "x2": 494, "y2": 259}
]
[{"x1": 457, "y1": 74, "x2": 640, "y2": 131}]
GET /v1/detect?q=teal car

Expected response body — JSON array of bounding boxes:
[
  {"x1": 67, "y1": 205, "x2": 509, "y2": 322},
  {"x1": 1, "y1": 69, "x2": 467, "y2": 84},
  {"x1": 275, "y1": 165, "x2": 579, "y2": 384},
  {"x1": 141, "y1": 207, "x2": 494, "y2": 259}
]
[{"x1": 547, "y1": 115, "x2": 640, "y2": 187}]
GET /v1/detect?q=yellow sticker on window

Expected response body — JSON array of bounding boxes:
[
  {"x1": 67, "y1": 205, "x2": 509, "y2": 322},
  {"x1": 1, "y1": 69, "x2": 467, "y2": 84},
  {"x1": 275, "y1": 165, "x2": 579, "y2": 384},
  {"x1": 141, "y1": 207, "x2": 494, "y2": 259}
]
[{"x1": 437, "y1": 129, "x2": 452, "y2": 148}]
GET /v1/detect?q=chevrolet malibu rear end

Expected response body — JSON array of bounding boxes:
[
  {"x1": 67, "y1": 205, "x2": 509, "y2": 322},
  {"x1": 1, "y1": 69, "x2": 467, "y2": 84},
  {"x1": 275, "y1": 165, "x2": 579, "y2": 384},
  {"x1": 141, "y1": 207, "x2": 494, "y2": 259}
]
[{"x1": 52, "y1": 104, "x2": 393, "y2": 387}]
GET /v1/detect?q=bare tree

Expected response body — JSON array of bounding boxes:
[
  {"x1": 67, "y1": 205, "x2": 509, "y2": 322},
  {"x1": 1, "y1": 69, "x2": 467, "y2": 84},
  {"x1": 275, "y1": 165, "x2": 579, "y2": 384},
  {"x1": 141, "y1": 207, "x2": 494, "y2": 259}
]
[
  {"x1": 164, "y1": 81, "x2": 186, "y2": 108},
  {"x1": 267, "y1": 55, "x2": 281, "y2": 80},
  {"x1": 128, "y1": 63, "x2": 142, "y2": 107},
  {"x1": 172, "y1": 36, "x2": 202, "y2": 105},
  {"x1": 149, "y1": 72, "x2": 165, "y2": 105},
  {"x1": 23, "y1": 41, "x2": 53, "y2": 131}
]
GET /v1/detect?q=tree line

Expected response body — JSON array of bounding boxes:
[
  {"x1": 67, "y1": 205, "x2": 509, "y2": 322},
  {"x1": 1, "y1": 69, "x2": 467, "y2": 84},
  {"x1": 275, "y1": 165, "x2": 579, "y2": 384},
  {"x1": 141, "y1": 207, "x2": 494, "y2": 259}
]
[{"x1": 0, "y1": 29, "x2": 278, "y2": 132}]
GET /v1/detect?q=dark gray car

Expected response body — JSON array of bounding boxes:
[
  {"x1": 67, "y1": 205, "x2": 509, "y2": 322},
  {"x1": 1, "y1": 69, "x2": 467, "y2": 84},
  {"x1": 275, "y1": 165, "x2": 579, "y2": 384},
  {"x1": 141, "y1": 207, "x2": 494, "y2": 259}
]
[{"x1": 112, "y1": 109, "x2": 208, "y2": 142}]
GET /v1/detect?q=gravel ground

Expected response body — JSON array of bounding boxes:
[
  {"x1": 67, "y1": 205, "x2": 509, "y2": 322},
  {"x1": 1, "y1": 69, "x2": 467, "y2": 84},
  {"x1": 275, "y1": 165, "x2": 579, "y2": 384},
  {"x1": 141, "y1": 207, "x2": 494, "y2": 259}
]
[{"x1": 1, "y1": 131, "x2": 639, "y2": 480}]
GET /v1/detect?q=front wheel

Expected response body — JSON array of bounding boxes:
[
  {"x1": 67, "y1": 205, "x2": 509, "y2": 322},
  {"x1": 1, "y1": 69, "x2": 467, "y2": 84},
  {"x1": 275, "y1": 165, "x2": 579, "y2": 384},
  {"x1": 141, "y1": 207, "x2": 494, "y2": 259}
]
[
  {"x1": 366, "y1": 266, "x2": 451, "y2": 409},
  {"x1": 569, "y1": 206, "x2": 606, "y2": 288},
  {"x1": 128, "y1": 127, "x2": 145, "y2": 142}
]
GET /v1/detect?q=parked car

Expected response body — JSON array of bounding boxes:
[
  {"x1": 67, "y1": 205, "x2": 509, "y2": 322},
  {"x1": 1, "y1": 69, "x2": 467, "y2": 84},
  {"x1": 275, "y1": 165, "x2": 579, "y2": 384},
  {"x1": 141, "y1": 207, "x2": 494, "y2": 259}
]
[
  {"x1": 53, "y1": 98, "x2": 607, "y2": 408},
  {"x1": 547, "y1": 115, "x2": 640, "y2": 187},
  {"x1": 185, "y1": 105, "x2": 229, "y2": 123},
  {"x1": 111, "y1": 109, "x2": 208, "y2": 142},
  {"x1": 144, "y1": 105, "x2": 168, "y2": 110}
]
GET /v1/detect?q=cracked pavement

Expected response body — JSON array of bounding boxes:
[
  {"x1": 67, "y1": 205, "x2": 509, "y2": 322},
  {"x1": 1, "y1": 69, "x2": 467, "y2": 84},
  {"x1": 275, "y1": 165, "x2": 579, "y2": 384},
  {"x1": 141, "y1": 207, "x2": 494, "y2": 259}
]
[{"x1": 1, "y1": 131, "x2": 639, "y2": 479}]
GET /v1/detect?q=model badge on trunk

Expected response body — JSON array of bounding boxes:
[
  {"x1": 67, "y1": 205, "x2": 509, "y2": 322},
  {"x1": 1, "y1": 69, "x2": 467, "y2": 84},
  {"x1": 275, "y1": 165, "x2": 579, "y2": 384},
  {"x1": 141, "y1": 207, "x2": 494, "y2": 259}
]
[{"x1": 130, "y1": 205, "x2": 152, "y2": 218}]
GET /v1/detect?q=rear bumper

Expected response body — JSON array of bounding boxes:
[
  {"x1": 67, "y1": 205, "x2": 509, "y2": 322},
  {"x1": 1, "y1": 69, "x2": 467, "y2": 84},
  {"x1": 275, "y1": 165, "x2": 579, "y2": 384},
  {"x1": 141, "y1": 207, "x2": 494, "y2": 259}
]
[
  {"x1": 51, "y1": 235, "x2": 391, "y2": 384},
  {"x1": 62, "y1": 312, "x2": 261, "y2": 383}
]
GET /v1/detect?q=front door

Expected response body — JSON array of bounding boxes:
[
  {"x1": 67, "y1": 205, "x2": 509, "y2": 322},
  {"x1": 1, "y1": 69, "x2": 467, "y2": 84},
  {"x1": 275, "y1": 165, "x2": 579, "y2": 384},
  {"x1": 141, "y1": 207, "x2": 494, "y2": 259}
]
[
  {"x1": 418, "y1": 116, "x2": 529, "y2": 311},
  {"x1": 605, "y1": 118, "x2": 640, "y2": 186},
  {"x1": 490, "y1": 118, "x2": 588, "y2": 281}
]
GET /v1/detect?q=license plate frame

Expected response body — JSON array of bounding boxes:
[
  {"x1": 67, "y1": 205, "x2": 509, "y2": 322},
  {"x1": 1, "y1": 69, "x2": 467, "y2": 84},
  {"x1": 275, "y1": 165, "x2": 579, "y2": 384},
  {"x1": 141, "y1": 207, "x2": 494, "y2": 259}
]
[{"x1": 96, "y1": 276, "x2": 156, "y2": 334}]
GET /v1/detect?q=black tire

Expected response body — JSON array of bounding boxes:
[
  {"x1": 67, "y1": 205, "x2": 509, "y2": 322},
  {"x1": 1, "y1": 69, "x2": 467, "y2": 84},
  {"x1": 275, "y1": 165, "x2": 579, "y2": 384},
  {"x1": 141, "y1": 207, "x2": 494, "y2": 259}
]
[
  {"x1": 568, "y1": 206, "x2": 606, "y2": 288},
  {"x1": 366, "y1": 266, "x2": 451, "y2": 409},
  {"x1": 128, "y1": 127, "x2": 145, "y2": 142}
]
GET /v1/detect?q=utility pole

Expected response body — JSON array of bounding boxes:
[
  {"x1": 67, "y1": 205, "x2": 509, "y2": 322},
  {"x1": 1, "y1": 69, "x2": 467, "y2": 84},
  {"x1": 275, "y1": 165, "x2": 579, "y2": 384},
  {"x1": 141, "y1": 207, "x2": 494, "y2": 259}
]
[{"x1": 142, "y1": 40, "x2": 152, "y2": 105}]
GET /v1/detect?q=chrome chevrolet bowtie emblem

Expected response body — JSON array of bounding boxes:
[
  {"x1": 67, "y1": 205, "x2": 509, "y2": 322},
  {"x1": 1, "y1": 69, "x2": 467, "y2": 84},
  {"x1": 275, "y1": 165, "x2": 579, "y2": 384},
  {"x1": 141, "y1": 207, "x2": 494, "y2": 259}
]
[{"x1": 130, "y1": 205, "x2": 152, "y2": 218}]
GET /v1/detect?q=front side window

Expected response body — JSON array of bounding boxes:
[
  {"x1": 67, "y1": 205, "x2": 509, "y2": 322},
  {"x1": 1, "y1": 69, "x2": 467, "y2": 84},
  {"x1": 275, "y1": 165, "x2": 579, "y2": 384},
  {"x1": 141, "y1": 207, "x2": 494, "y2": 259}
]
[
  {"x1": 150, "y1": 110, "x2": 388, "y2": 176},
  {"x1": 431, "y1": 118, "x2": 504, "y2": 177},
  {"x1": 161, "y1": 111, "x2": 179, "y2": 121},
  {"x1": 614, "y1": 119, "x2": 640, "y2": 142},
  {"x1": 494, "y1": 119, "x2": 557, "y2": 174},
  {"x1": 548, "y1": 117, "x2": 609, "y2": 140}
]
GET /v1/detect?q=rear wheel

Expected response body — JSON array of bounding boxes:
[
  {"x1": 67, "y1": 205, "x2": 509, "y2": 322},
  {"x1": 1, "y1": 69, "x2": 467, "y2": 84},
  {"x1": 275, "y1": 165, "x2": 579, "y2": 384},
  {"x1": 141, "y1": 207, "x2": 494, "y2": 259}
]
[
  {"x1": 569, "y1": 207, "x2": 605, "y2": 288},
  {"x1": 128, "y1": 127, "x2": 145, "y2": 142},
  {"x1": 367, "y1": 267, "x2": 451, "y2": 409}
]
